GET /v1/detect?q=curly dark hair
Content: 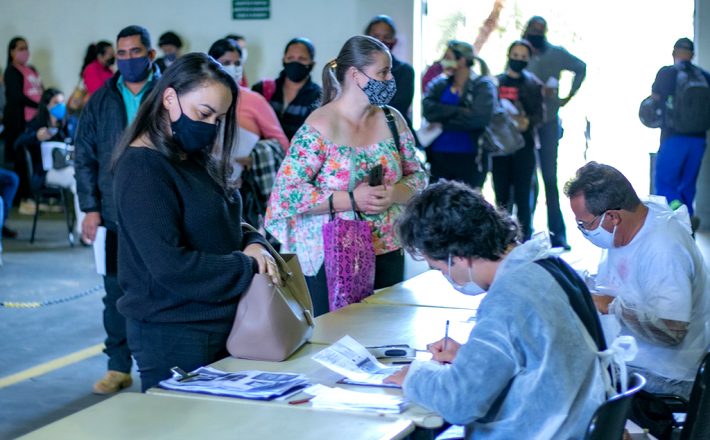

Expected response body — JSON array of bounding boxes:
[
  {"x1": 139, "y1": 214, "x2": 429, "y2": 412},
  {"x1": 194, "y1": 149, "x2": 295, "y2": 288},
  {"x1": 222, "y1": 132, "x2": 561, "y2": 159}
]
[
  {"x1": 563, "y1": 162, "x2": 641, "y2": 215},
  {"x1": 397, "y1": 180, "x2": 520, "y2": 262}
]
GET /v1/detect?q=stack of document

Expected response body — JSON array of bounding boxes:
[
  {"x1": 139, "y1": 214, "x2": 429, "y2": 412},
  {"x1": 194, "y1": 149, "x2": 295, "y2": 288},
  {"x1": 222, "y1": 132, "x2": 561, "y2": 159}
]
[
  {"x1": 310, "y1": 386, "x2": 408, "y2": 414},
  {"x1": 158, "y1": 367, "x2": 310, "y2": 400}
]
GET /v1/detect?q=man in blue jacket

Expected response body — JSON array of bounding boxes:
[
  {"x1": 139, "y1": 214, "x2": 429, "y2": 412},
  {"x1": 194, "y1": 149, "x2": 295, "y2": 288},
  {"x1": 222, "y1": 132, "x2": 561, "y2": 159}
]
[{"x1": 75, "y1": 25, "x2": 159, "y2": 394}]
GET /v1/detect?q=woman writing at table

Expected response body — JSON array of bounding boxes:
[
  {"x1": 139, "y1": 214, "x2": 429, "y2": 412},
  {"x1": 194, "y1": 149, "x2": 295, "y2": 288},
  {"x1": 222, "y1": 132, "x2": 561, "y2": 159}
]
[
  {"x1": 264, "y1": 35, "x2": 426, "y2": 317},
  {"x1": 386, "y1": 180, "x2": 609, "y2": 439},
  {"x1": 112, "y1": 53, "x2": 279, "y2": 391}
]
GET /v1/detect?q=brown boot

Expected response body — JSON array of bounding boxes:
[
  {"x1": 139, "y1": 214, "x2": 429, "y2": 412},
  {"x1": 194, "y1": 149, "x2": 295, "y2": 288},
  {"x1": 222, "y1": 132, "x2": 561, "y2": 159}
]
[{"x1": 92, "y1": 370, "x2": 133, "y2": 395}]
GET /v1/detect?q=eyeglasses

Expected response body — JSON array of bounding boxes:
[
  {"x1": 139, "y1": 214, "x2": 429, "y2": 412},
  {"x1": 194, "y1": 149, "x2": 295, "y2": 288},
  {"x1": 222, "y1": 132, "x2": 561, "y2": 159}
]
[{"x1": 576, "y1": 212, "x2": 605, "y2": 236}]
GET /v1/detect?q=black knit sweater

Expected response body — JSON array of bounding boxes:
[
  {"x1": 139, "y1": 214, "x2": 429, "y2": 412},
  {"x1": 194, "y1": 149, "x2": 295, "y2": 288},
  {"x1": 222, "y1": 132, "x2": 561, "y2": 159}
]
[{"x1": 114, "y1": 147, "x2": 264, "y2": 328}]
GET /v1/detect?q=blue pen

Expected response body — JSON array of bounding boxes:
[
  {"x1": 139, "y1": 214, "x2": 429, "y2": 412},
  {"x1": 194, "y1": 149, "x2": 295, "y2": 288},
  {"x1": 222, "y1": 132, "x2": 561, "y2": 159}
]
[{"x1": 443, "y1": 320, "x2": 450, "y2": 350}]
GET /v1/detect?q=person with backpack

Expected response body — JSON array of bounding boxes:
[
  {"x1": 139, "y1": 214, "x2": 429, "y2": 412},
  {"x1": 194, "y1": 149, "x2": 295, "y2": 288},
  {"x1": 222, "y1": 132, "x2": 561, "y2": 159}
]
[
  {"x1": 252, "y1": 38, "x2": 322, "y2": 140},
  {"x1": 650, "y1": 38, "x2": 710, "y2": 230},
  {"x1": 422, "y1": 40, "x2": 496, "y2": 189}
]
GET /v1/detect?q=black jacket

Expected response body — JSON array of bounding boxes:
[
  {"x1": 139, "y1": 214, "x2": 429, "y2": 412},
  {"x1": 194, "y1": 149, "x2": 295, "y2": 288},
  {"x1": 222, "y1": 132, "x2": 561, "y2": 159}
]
[
  {"x1": 252, "y1": 73, "x2": 321, "y2": 140},
  {"x1": 3, "y1": 64, "x2": 41, "y2": 145},
  {"x1": 74, "y1": 69, "x2": 159, "y2": 230},
  {"x1": 423, "y1": 73, "x2": 497, "y2": 148},
  {"x1": 497, "y1": 71, "x2": 545, "y2": 144}
]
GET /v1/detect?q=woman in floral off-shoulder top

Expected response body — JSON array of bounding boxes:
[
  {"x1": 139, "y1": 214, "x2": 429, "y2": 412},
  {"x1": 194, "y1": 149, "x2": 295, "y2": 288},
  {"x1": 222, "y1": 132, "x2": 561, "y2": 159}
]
[{"x1": 265, "y1": 35, "x2": 427, "y2": 316}]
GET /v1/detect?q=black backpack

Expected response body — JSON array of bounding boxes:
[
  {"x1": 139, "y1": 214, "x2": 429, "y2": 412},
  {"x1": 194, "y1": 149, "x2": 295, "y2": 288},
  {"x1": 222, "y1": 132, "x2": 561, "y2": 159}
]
[{"x1": 668, "y1": 64, "x2": 710, "y2": 133}]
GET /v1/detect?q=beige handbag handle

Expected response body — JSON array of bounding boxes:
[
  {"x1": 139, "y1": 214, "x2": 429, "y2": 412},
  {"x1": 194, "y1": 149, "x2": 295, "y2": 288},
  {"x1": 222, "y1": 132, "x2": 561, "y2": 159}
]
[
  {"x1": 241, "y1": 223, "x2": 313, "y2": 321},
  {"x1": 241, "y1": 222, "x2": 292, "y2": 277}
]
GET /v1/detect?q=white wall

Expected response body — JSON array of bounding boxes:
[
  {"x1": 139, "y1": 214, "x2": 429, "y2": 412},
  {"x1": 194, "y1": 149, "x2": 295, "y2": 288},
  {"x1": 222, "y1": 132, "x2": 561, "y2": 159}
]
[{"x1": 0, "y1": 0, "x2": 414, "y2": 93}]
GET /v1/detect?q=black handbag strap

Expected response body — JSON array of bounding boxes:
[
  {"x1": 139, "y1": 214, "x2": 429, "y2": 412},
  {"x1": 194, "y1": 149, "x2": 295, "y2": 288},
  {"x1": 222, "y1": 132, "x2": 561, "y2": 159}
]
[
  {"x1": 534, "y1": 257, "x2": 607, "y2": 351},
  {"x1": 381, "y1": 105, "x2": 400, "y2": 150}
]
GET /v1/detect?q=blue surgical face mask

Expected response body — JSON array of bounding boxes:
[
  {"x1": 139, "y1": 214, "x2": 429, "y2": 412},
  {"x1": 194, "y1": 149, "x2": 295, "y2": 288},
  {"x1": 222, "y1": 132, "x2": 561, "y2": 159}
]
[
  {"x1": 117, "y1": 55, "x2": 151, "y2": 83},
  {"x1": 445, "y1": 254, "x2": 486, "y2": 296},
  {"x1": 49, "y1": 102, "x2": 66, "y2": 121},
  {"x1": 580, "y1": 212, "x2": 616, "y2": 249}
]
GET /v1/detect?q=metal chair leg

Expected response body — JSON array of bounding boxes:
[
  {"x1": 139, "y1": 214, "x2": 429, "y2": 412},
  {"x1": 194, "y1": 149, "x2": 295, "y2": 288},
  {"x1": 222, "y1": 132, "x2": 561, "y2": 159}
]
[
  {"x1": 30, "y1": 197, "x2": 40, "y2": 244},
  {"x1": 60, "y1": 189, "x2": 74, "y2": 246}
]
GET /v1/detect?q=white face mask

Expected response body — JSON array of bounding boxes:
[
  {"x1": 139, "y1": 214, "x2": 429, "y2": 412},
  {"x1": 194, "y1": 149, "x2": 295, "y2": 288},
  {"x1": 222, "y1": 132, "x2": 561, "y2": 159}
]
[
  {"x1": 223, "y1": 64, "x2": 243, "y2": 84},
  {"x1": 580, "y1": 212, "x2": 616, "y2": 249},
  {"x1": 445, "y1": 255, "x2": 486, "y2": 296}
]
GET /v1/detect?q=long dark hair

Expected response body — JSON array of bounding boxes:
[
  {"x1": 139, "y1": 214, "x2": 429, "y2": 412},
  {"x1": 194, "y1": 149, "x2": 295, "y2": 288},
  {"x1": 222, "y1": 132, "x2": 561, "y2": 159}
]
[
  {"x1": 7, "y1": 36, "x2": 26, "y2": 66},
  {"x1": 36, "y1": 88, "x2": 63, "y2": 127},
  {"x1": 112, "y1": 53, "x2": 239, "y2": 195},
  {"x1": 321, "y1": 35, "x2": 389, "y2": 105},
  {"x1": 80, "y1": 41, "x2": 112, "y2": 76}
]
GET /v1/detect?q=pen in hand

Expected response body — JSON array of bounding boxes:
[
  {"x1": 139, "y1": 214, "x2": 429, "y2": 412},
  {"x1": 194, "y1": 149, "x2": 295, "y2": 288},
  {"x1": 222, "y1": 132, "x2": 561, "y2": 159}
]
[{"x1": 443, "y1": 320, "x2": 450, "y2": 351}]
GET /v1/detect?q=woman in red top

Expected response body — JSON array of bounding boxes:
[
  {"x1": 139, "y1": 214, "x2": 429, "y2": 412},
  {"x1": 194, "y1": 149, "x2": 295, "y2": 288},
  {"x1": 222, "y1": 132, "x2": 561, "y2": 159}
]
[
  {"x1": 3, "y1": 36, "x2": 43, "y2": 195},
  {"x1": 81, "y1": 41, "x2": 115, "y2": 95}
]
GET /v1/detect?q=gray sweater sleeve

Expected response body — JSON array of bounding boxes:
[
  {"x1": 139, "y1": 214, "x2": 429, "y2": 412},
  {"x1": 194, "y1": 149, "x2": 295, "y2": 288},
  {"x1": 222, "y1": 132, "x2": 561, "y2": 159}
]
[{"x1": 559, "y1": 46, "x2": 586, "y2": 96}]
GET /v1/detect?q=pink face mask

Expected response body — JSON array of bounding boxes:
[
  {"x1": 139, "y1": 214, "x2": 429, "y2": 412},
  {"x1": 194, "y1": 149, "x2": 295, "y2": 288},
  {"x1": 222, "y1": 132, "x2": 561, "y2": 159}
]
[{"x1": 14, "y1": 49, "x2": 30, "y2": 65}]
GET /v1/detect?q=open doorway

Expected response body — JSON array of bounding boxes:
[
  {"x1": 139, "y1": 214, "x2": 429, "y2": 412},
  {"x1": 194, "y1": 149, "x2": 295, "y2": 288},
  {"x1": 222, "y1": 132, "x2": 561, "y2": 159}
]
[{"x1": 415, "y1": 0, "x2": 694, "y2": 256}]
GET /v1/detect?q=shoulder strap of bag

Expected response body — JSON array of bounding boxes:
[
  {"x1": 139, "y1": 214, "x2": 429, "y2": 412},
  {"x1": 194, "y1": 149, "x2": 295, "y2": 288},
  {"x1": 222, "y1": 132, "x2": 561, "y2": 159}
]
[
  {"x1": 381, "y1": 105, "x2": 400, "y2": 150},
  {"x1": 534, "y1": 256, "x2": 607, "y2": 351}
]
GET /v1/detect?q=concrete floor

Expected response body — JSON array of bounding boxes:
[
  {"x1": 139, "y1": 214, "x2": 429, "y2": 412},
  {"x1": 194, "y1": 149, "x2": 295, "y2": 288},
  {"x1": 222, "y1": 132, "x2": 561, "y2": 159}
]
[
  {"x1": 1, "y1": 207, "x2": 708, "y2": 439},
  {"x1": 0, "y1": 212, "x2": 141, "y2": 440}
]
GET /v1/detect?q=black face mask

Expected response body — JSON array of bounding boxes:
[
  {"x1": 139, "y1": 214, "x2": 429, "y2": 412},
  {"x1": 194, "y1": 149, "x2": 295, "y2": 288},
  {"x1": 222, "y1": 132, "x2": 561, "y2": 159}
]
[
  {"x1": 508, "y1": 59, "x2": 528, "y2": 73},
  {"x1": 170, "y1": 97, "x2": 218, "y2": 154},
  {"x1": 526, "y1": 34, "x2": 546, "y2": 49},
  {"x1": 283, "y1": 61, "x2": 312, "y2": 82},
  {"x1": 105, "y1": 57, "x2": 116, "y2": 67}
]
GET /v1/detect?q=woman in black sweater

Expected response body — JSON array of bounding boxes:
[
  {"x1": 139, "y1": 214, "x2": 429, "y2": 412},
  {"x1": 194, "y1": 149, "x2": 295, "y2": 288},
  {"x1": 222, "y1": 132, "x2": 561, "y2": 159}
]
[
  {"x1": 4, "y1": 37, "x2": 43, "y2": 194},
  {"x1": 112, "y1": 53, "x2": 279, "y2": 391}
]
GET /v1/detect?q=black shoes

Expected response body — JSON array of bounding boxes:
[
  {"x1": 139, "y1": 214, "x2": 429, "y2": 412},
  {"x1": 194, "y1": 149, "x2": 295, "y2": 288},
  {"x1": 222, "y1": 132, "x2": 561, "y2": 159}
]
[{"x1": 550, "y1": 236, "x2": 571, "y2": 251}]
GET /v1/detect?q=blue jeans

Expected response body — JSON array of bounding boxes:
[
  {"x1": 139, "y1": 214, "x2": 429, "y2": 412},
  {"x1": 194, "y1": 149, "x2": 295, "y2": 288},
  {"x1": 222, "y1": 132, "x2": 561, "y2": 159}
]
[
  {"x1": 0, "y1": 168, "x2": 20, "y2": 225},
  {"x1": 654, "y1": 134, "x2": 707, "y2": 216},
  {"x1": 126, "y1": 318, "x2": 231, "y2": 392},
  {"x1": 534, "y1": 118, "x2": 566, "y2": 240}
]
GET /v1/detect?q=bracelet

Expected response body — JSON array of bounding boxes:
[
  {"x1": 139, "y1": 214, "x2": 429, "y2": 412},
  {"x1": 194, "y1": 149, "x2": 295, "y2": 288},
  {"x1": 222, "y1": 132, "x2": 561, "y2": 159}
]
[{"x1": 348, "y1": 191, "x2": 359, "y2": 212}]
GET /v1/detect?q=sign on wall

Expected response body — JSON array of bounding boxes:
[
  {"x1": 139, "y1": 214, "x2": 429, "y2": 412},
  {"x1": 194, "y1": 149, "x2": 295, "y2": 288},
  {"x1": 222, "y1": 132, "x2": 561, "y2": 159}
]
[{"x1": 232, "y1": 0, "x2": 270, "y2": 20}]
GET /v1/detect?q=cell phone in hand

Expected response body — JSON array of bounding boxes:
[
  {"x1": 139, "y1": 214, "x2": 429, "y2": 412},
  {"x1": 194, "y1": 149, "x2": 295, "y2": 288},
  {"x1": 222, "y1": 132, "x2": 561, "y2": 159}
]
[{"x1": 368, "y1": 164, "x2": 383, "y2": 186}]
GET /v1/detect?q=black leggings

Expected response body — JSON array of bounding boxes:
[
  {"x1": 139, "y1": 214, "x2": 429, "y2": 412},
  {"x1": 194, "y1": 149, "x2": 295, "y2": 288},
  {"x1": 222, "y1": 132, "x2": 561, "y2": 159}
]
[
  {"x1": 491, "y1": 143, "x2": 536, "y2": 240},
  {"x1": 306, "y1": 249, "x2": 405, "y2": 317}
]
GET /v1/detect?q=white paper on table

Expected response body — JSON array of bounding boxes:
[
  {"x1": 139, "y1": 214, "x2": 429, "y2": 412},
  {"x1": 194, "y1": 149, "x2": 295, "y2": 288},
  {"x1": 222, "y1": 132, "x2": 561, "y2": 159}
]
[
  {"x1": 234, "y1": 127, "x2": 260, "y2": 158},
  {"x1": 312, "y1": 335, "x2": 400, "y2": 386},
  {"x1": 545, "y1": 77, "x2": 559, "y2": 89},
  {"x1": 40, "y1": 141, "x2": 66, "y2": 171},
  {"x1": 309, "y1": 385, "x2": 407, "y2": 413},
  {"x1": 93, "y1": 226, "x2": 107, "y2": 276}
]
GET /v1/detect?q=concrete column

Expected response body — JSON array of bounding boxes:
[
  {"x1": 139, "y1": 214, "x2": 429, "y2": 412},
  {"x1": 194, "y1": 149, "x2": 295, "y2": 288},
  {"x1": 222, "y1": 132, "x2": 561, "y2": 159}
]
[{"x1": 695, "y1": 0, "x2": 710, "y2": 230}]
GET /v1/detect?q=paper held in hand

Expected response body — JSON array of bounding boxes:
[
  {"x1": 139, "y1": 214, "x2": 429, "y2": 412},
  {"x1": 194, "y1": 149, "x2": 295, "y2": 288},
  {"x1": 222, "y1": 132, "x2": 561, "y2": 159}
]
[{"x1": 311, "y1": 335, "x2": 403, "y2": 388}]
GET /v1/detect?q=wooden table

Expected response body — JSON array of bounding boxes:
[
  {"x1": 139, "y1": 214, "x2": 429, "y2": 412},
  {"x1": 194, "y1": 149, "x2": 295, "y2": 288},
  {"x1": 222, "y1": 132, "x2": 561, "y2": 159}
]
[
  {"x1": 363, "y1": 270, "x2": 483, "y2": 310},
  {"x1": 311, "y1": 303, "x2": 476, "y2": 349},
  {"x1": 19, "y1": 392, "x2": 414, "y2": 440},
  {"x1": 149, "y1": 343, "x2": 445, "y2": 429}
]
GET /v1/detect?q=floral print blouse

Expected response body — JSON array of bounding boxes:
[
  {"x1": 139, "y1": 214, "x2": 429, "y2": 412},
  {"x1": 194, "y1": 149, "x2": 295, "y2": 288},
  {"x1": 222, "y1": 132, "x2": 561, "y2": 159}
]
[{"x1": 265, "y1": 122, "x2": 427, "y2": 276}]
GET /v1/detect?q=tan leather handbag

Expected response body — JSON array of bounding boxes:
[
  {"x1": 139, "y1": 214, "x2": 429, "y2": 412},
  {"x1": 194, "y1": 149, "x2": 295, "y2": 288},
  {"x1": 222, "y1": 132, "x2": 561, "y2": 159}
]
[{"x1": 226, "y1": 224, "x2": 315, "y2": 361}]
